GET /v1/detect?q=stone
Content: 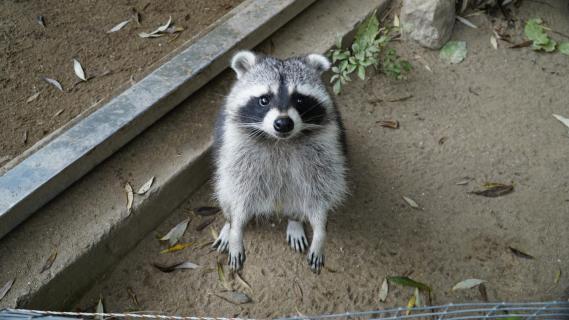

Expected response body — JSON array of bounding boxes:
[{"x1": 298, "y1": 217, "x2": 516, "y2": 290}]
[{"x1": 400, "y1": 0, "x2": 456, "y2": 49}]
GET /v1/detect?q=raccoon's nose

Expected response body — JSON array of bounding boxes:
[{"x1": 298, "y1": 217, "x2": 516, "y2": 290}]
[{"x1": 273, "y1": 117, "x2": 294, "y2": 133}]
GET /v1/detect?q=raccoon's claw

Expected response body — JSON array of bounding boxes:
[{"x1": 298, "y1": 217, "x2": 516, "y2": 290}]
[
  {"x1": 212, "y1": 223, "x2": 230, "y2": 253},
  {"x1": 286, "y1": 220, "x2": 308, "y2": 253},
  {"x1": 307, "y1": 251, "x2": 325, "y2": 274},
  {"x1": 212, "y1": 237, "x2": 228, "y2": 253},
  {"x1": 287, "y1": 234, "x2": 308, "y2": 253},
  {"x1": 228, "y1": 250, "x2": 246, "y2": 271}
]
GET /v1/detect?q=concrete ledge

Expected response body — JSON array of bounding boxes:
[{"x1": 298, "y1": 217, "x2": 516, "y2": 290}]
[
  {"x1": 0, "y1": 0, "x2": 391, "y2": 311},
  {"x1": 0, "y1": 0, "x2": 317, "y2": 240}
]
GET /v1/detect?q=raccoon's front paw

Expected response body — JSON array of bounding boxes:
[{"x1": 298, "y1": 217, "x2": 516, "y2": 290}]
[
  {"x1": 228, "y1": 248, "x2": 246, "y2": 271},
  {"x1": 287, "y1": 220, "x2": 308, "y2": 253},
  {"x1": 307, "y1": 250, "x2": 325, "y2": 274},
  {"x1": 212, "y1": 223, "x2": 230, "y2": 253}
]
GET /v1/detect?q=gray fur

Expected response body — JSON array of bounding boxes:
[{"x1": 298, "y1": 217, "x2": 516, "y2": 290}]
[{"x1": 212, "y1": 51, "x2": 347, "y2": 273}]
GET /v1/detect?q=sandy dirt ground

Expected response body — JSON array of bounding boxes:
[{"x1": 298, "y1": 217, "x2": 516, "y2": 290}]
[
  {"x1": 0, "y1": 0, "x2": 242, "y2": 165},
  {"x1": 77, "y1": 1, "x2": 569, "y2": 318}
]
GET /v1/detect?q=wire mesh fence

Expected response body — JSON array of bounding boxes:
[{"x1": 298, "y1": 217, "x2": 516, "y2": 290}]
[
  {"x1": 278, "y1": 302, "x2": 569, "y2": 320},
  {"x1": 2, "y1": 301, "x2": 569, "y2": 320}
]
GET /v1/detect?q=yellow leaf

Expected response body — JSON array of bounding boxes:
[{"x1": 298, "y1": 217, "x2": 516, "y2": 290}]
[
  {"x1": 210, "y1": 227, "x2": 219, "y2": 241},
  {"x1": 406, "y1": 294, "x2": 416, "y2": 315},
  {"x1": 160, "y1": 242, "x2": 192, "y2": 254}
]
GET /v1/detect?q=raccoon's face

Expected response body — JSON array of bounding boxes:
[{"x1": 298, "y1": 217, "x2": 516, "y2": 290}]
[{"x1": 226, "y1": 51, "x2": 333, "y2": 140}]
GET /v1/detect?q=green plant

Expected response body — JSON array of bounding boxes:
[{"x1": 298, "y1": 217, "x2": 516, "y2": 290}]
[{"x1": 329, "y1": 11, "x2": 411, "y2": 95}]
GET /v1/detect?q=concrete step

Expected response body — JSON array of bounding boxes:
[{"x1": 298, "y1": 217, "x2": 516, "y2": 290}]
[{"x1": 0, "y1": 0, "x2": 391, "y2": 310}]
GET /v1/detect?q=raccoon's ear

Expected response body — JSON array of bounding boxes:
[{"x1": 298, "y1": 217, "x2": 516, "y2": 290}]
[
  {"x1": 305, "y1": 54, "x2": 331, "y2": 74},
  {"x1": 231, "y1": 51, "x2": 257, "y2": 79}
]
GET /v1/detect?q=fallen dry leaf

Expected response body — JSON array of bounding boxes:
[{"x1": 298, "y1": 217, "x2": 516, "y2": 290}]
[
  {"x1": 73, "y1": 59, "x2": 87, "y2": 81},
  {"x1": 37, "y1": 16, "x2": 46, "y2": 28},
  {"x1": 139, "y1": 16, "x2": 172, "y2": 38},
  {"x1": 40, "y1": 250, "x2": 57, "y2": 273},
  {"x1": 235, "y1": 273, "x2": 252, "y2": 291},
  {"x1": 95, "y1": 298, "x2": 104, "y2": 320},
  {"x1": 107, "y1": 20, "x2": 130, "y2": 33},
  {"x1": 456, "y1": 177, "x2": 472, "y2": 185},
  {"x1": 127, "y1": 287, "x2": 140, "y2": 307},
  {"x1": 193, "y1": 206, "x2": 221, "y2": 217},
  {"x1": 456, "y1": 16, "x2": 478, "y2": 29},
  {"x1": 379, "y1": 277, "x2": 389, "y2": 302},
  {"x1": 0, "y1": 279, "x2": 14, "y2": 301},
  {"x1": 438, "y1": 136, "x2": 448, "y2": 145},
  {"x1": 136, "y1": 176, "x2": 155, "y2": 195},
  {"x1": 491, "y1": 35, "x2": 498, "y2": 49},
  {"x1": 23, "y1": 130, "x2": 28, "y2": 145},
  {"x1": 160, "y1": 242, "x2": 192, "y2": 254},
  {"x1": 509, "y1": 246, "x2": 534, "y2": 259},
  {"x1": 554, "y1": 268, "x2": 561, "y2": 284},
  {"x1": 402, "y1": 196, "x2": 420, "y2": 209},
  {"x1": 470, "y1": 183, "x2": 513, "y2": 197},
  {"x1": 452, "y1": 279, "x2": 486, "y2": 291},
  {"x1": 26, "y1": 92, "x2": 41, "y2": 103},
  {"x1": 125, "y1": 182, "x2": 134, "y2": 214},
  {"x1": 165, "y1": 26, "x2": 184, "y2": 34},
  {"x1": 215, "y1": 291, "x2": 251, "y2": 305},
  {"x1": 479, "y1": 283, "x2": 489, "y2": 302},
  {"x1": 414, "y1": 287, "x2": 422, "y2": 307},
  {"x1": 210, "y1": 227, "x2": 219, "y2": 241},
  {"x1": 195, "y1": 216, "x2": 216, "y2": 231},
  {"x1": 393, "y1": 14, "x2": 400, "y2": 28},
  {"x1": 388, "y1": 276, "x2": 431, "y2": 292},
  {"x1": 131, "y1": 8, "x2": 141, "y2": 24},
  {"x1": 377, "y1": 120, "x2": 399, "y2": 129},
  {"x1": 43, "y1": 77, "x2": 63, "y2": 92},
  {"x1": 387, "y1": 94, "x2": 413, "y2": 102},
  {"x1": 509, "y1": 40, "x2": 532, "y2": 49},
  {"x1": 405, "y1": 293, "x2": 416, "y2": 315},
  {"x1": 153, "y1": 260, "x2": 200, "y2": 273},
  {"x1": 160, "y1": 218, "x2": 190, "y2": 246},
  {"x1": 553, "y1": 114, "x2": 569, "y2": 134},
  {"x1": 216, "y1": 260, "x2": 231, "y2": 290}
]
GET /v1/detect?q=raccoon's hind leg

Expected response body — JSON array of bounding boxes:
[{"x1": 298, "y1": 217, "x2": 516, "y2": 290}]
[
  {"x1": 307, "y1": 213, "x2": 327, "y2": 274},
  {"x1": 212, "y1": 222, "x2": 230, "y2": 253},
  {"x1": 227, "y1": 214, "x2": 249, "y2": 271},
  {"x1": 287, "y1": 220, "x2": 308, "y2": 253}
]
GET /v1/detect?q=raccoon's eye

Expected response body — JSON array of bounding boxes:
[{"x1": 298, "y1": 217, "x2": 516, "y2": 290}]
[
  {"x1": 258, "y1": 95, "x2": 270, "y2": 107},
  {"x1": 296, "y1": 97, "x2": 305, "y2": 105}
]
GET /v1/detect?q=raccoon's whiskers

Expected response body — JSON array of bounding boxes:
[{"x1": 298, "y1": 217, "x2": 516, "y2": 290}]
[{"x1": 299, "y1": 101, "x2": 325, "y2": 117}]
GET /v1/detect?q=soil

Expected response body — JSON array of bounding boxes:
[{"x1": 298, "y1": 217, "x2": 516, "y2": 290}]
[
  {"x1": 0, "y1": 0, "x2": 243, "y2": 166},
  {"x1": 77, "y1": 1, "x2": 569, "y2": 318}
]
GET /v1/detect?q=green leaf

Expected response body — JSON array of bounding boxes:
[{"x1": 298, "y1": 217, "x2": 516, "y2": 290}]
[
  {"x1": 525, "y1": 18, "x2": 549, "y2": 45},
  {"x1": 335, "y1": 35, "x2": 342, "y2": 49},
  {"x1": 401, "y1": 60, "x2": 413, "y2": 71},
  {"x1": 352, "y1": 42, "x2": 360, "y2": 53},
  {"x1": 439, "y1": 41, "x2": 467, "y2": 64},
  {"x1": 525, "y1": 18, "x2": 557, "y2": 52},
  {"x1": 560, "y1": 42, "x2": 569, "y2": 55},
  {"x1": 388, "y1": 276, "x2": 431, "y2": 292},
  {"x1": 357, "y1": 65, "x2": 366, "y2": 80},
  {"x1": 346, "y1": 63, "x2": 357, "y2": 73},
  {"x1": 339, "y1": 60, "x2": 348, "y2": 71},
  {"x1": 331, "y1": 66, "x2": 340, "y2": 73},
  {"x1": 330, "y1": 74, "x2": 340, "y2": 83},
  {"x1": 354, "y1": 10, "x2": 379, "y2": 49},
  {"x1": 348, "y1": 56, "x2": 356, "y2": 64},
  {"x1": 332, "y1": 80, "x2": 341, "y2": 95},
  {"x1": 537, "y1": 38, "x2": 556, "y2": 52}
]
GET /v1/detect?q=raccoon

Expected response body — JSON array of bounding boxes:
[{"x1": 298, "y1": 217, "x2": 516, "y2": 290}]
[{"x1": 212, "y1": 51, "x2": 347, "y2": 273}]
